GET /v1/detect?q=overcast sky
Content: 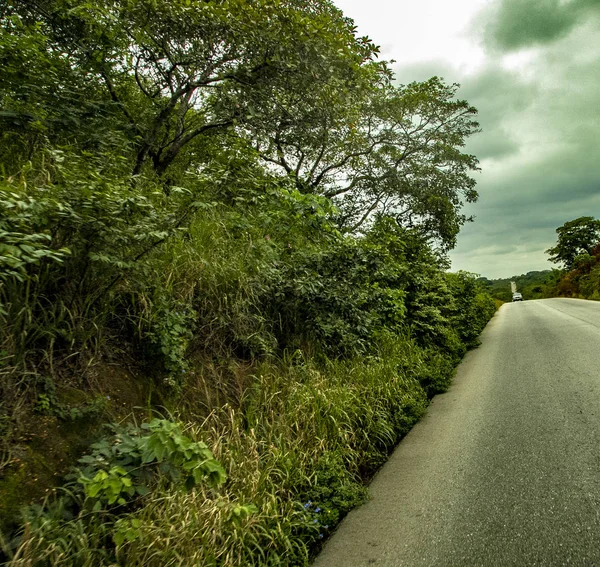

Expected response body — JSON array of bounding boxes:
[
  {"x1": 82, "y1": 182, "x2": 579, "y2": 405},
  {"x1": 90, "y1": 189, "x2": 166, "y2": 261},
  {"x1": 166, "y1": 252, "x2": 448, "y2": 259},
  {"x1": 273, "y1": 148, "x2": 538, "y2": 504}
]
[{"x1": 333, "y1": 0, "x2": 600, "y2": 279}]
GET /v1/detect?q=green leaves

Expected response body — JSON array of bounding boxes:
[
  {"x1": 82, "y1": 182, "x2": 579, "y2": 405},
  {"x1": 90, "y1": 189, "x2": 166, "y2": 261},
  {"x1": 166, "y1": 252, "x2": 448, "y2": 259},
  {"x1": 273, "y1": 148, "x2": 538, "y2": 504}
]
[
  {"x1": 0, "y1": 189, "x2": 71, "y2": 284},
  {"x1": 75, "y1": 419, "x2": 226, "y2": 511},
  {"x1": 254, "y1": 74, "x2": 480, "y2": 246},
  {"x1": 79, "y1": 466, "x2": 135, "y2": 506},
  {"x1": 227, "y1": 503, "x2": 259, "y2": 524},
  {"x1": 144, "y1": 299, "x2": 196, "y2": 385},
  {"x1": 6, "y1": 0, "x2": 376, "y2": 177},
  {"x1": 269, "y1": 219, "x2": 417, "y2": 356},
  {"x1": 545, "y1": 216, "x2": 600, "y2": 269},
  {"x1": 0, "y1": 148, "x2": 205, "y2": 358},
  {"x1": 113, "y1": 517, "x2": 143, "y2": 546},
  {"x1": 137, "y1": 419, "x2": 227, "y2": 488},
  {"x1": 541, "y1": 217, "x2": 600, "y2": 298}
]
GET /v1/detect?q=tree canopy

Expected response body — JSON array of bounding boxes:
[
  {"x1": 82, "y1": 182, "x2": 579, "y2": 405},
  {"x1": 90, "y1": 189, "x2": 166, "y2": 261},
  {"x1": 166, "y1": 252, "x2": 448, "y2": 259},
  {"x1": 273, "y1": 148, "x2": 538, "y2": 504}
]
[
  {"x1": 2, "y1": 0, "x2": 480, "y2": 246},
  {"x1": 545, "y1": 216, "x2": 600, "y2": 269},
  {"x1": 253, "y1": 77, "x2": 480, "y2": 246}
]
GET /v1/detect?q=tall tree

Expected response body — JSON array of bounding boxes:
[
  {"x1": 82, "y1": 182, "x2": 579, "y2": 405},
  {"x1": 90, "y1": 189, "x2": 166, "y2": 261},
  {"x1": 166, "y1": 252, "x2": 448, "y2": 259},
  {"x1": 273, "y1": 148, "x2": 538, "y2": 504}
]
[
  {"x1": 8, "y1": 0, "x2": 375, "y2": 177},
  {"x1": 4, "y1": 0, "x2": 480, "y2": 248},
  {"x1": 252, "y1": 76, "x2": 480, "y2": 248},
  {"x1": 546, "y1": 216, "x2": 600, "y2": 269}
]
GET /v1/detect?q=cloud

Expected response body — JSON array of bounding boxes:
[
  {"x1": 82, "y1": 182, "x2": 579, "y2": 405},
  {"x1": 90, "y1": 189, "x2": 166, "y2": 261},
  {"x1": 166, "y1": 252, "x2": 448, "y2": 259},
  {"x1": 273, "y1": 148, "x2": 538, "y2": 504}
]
[
  {"x1": 482, "y1": 0, "x2": 600, "y2": 51},
  {"x1": 392, "y1": 59, "x2": 460, "y2": 86},
  {"x1": 389, "y1": 4, "x2": 600, "y2": 279},
  {"x1": 446, "y1": 12, "x2": 600, "y2": 278},
  {"x1": 335, "y1": 0, "x2": 600, "y2": 279},
  {"x1": 469, "y1": 133, "x2": 519, "y2": 161},
  {"x1": 394, "y1": 62, "x2": 536, "y2": 161},
  {"x1": 459, "y1": 67, "x2": 539, "y2": 160}
]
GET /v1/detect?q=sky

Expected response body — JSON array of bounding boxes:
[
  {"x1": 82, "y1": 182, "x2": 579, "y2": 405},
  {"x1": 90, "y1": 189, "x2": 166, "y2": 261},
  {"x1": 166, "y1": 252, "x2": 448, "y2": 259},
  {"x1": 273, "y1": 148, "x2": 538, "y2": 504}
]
[{"x1": 333, "y1": 0, "x2": 600, "y2": 279}]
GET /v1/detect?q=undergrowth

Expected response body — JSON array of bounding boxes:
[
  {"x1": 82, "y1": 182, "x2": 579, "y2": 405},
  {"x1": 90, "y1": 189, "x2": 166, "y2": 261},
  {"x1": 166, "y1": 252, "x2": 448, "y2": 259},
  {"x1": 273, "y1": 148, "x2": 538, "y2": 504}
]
[
  {"x1": 2, "y1": 339, "x2": 435, "y2": 566},
  {"x1": 0, "y1": 181, "x2": 496, "y2": 564},
  {"x1": 0, "y1": 178, "x2": 495, "y2": 564}
]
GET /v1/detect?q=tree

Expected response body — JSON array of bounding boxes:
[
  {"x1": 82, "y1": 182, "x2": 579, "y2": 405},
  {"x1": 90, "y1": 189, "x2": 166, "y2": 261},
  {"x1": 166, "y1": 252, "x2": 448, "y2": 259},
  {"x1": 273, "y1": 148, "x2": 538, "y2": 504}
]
[
  {"x1": 545, "y1": 216, "x2": 600, "y2": 270},
  {"x1": 252, "y1": 76, "x2": 480, "y2": 248},
  {"x1": 4, "y1": 2, "x2": 479, "y2": 248},
  {"x1": 8, "y1": 0, "x2": 375, "y2": 178}
]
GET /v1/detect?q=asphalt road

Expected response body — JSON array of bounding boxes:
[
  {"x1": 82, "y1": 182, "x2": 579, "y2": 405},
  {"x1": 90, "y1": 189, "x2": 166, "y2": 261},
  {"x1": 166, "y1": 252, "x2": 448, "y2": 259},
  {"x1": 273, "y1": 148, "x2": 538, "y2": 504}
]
[{"x1": 313, "y1": 298, "x2": 600, "y2": 567}]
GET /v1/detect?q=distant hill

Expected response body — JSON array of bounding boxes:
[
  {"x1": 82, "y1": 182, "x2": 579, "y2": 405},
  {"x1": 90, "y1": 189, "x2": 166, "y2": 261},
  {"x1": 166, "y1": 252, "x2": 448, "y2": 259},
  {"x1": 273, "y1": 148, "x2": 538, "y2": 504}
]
[{"x1": 478, "y1": 270, "x2": 555, "y2": 302}]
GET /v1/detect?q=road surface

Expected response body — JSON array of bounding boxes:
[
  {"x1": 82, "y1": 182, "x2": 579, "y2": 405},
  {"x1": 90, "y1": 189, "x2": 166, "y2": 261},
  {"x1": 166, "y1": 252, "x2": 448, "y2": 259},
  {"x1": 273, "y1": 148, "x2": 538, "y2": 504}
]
[{"x1": 313, "y1": 298, "x2": 600, "y2": 567}]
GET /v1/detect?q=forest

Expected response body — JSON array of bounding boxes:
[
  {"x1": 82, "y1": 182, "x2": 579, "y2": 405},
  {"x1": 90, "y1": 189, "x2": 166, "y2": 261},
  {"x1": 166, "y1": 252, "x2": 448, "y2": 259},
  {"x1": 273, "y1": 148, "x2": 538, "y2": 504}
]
[{"x1": 0, "y1": 1, "x2": 496, "y2": 565}]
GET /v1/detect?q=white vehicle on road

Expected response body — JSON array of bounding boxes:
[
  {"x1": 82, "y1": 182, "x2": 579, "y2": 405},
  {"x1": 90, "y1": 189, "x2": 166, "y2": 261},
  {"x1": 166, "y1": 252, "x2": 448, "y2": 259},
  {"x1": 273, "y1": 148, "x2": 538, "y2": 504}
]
[{"x1": 512, "y1": 292, "x2": 523, "y2": 301}]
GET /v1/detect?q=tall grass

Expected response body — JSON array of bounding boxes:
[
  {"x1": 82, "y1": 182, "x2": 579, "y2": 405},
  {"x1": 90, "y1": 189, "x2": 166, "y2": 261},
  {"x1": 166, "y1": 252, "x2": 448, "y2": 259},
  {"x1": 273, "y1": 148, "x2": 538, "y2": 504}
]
[{"x1": 6, "y1": 337, "x2": 429, "y2": 566}]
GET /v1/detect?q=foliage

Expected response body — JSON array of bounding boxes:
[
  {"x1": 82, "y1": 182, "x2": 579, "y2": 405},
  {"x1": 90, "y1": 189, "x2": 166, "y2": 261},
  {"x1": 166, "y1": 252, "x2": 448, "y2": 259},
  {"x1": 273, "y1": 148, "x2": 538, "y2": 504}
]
[
  {"x1": 6, "y1": 0, "x2": 377, "y2": 178},
  {"x1": 544, "y1": 243, "x2": 600, "y2": 299},
  {"x1": 0, "y1": 150, "x2": 206, "y2": 392},
  {"x1": 446, "y1": 271, "x2": 496, "y2": 347},
  {"x1": 484, "y1": 217, "x2": 600, "y2": 302},
  {"x1": 268, "y1": 232, "x2": 408, "y2": 356},
  {"x1": 3, "y1": 0, "x2": 479, "y2": 240},
  {"x1": 255, "y1": 75, "x2": 480, "y2": 246},
  {"x1": 34, "y1": 385, "x2": 107, "y2": 422},
  {"x1": 143, "y1": 300, "x2": 197, "y2": 385},
  {"x1": 516, "y1": 217, "x2": 600, "y2": 300},
  {"x1": 0, "y1": 0, "x2": 495, "y2": 564},
  {"x1": 268, "y1": 218, "x2": 493, "y2": 360},
  {"x1": 6, "y1": 342, "x2": 431, "y2": 566},
  {"x1": 545, "y1": 216, "x2": 600, "y2": 270},
  {"x1": 74, "y1": 419, "x2": 226, "y2": 510},
  {"x1": 0, "y1": 188, "x2": 70, "y2": 286}
]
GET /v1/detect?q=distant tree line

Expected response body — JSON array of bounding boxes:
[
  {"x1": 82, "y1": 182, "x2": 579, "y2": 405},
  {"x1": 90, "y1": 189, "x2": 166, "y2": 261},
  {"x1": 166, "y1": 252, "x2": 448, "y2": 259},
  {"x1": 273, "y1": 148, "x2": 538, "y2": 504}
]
[
  {"x1": 479, "y1": 271, "x2": 553, "y2": 302},
  {"x1": 481, "y1": 216, "x2": 600, "y2": 302}
]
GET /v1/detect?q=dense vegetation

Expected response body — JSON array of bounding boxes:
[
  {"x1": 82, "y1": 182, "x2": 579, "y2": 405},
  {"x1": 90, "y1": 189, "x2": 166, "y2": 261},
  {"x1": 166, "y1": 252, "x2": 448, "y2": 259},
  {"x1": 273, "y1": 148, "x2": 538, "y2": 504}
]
[
  {"x1": 0, "y1": 1, "x2": 496, "y2": 565},
  {"x1": 542, "y1": 217, "x2": 600, "y2": 299}
]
